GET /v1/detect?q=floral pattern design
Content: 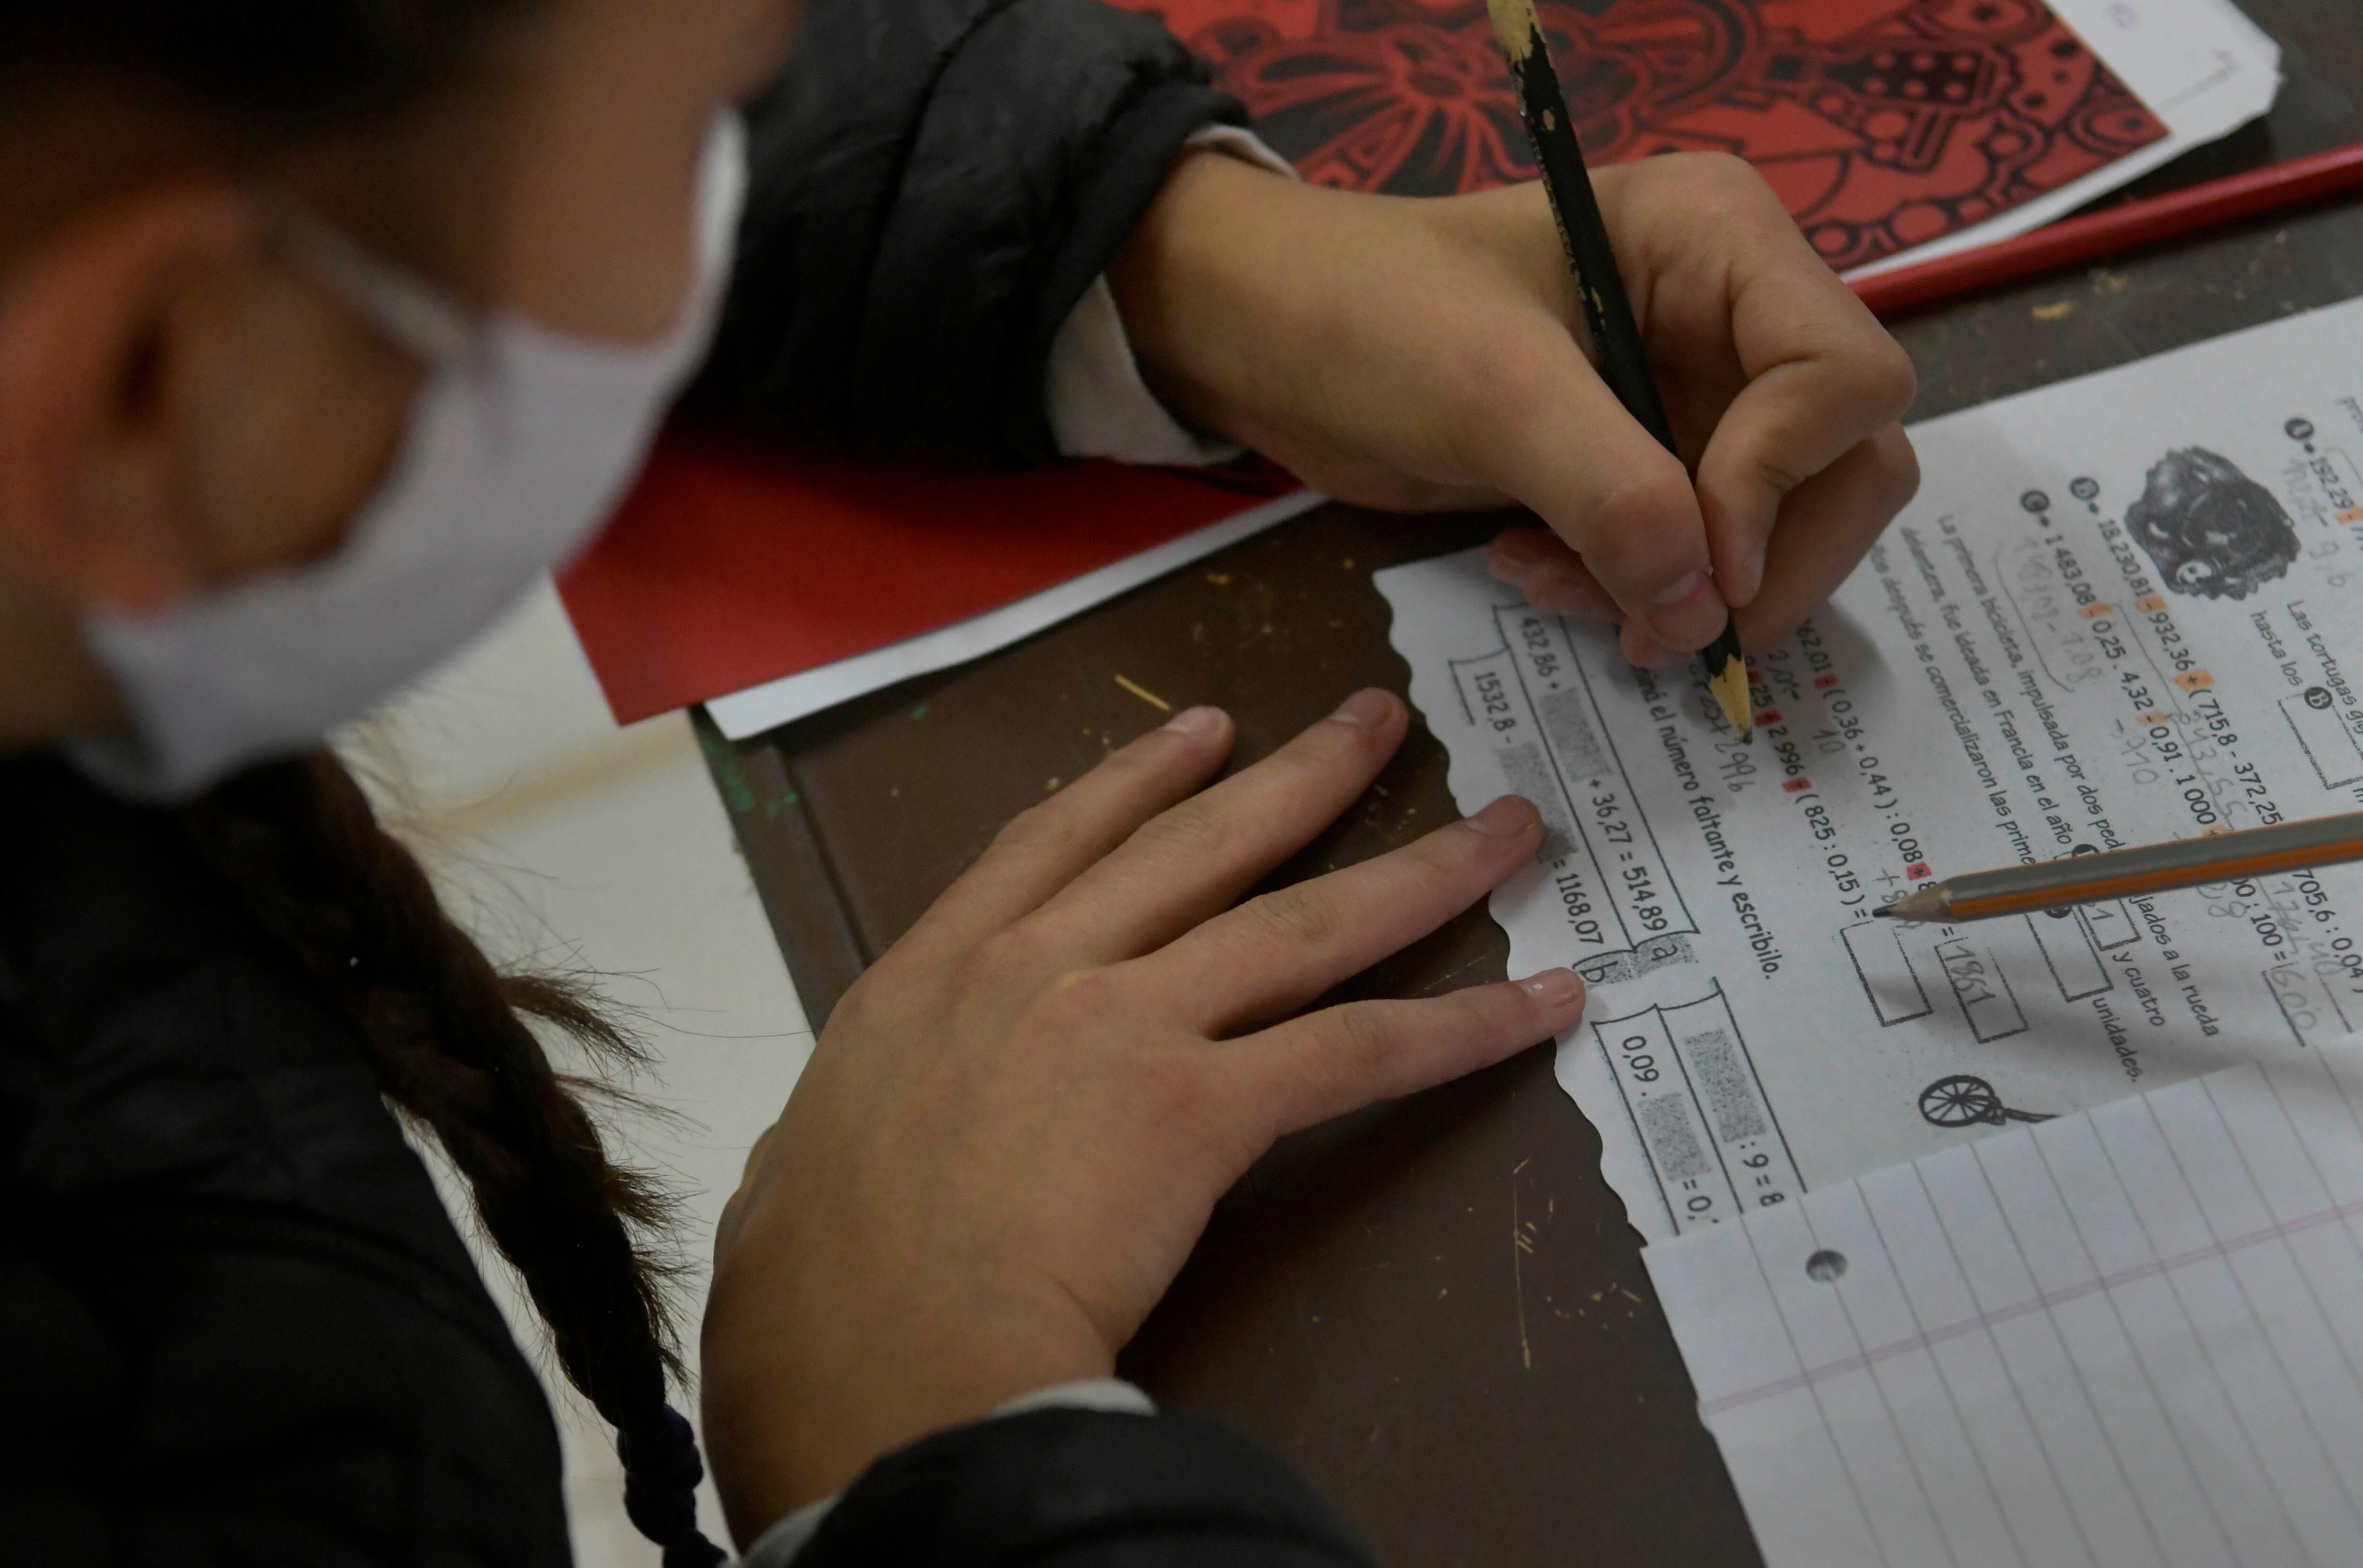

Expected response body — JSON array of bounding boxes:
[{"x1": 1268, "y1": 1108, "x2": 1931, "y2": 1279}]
[{"x1": 1116, "y1": 0, "x2": 2167, "y2": 269}]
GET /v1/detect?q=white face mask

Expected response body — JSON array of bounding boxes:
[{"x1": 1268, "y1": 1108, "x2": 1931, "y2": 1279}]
[{"x1": 69, "y1": 112, "x2": 748, "y2": 801}]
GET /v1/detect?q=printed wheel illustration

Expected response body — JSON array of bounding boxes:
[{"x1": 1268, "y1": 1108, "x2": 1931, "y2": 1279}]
[{"x1": 1920, "y1": 1075, "x2": 2055, "y2": 1129}]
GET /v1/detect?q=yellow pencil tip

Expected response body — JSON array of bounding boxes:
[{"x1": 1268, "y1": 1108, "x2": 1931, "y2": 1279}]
[{"x1": 1709, "y1": 658, "x2": 1751, "y2": 738}]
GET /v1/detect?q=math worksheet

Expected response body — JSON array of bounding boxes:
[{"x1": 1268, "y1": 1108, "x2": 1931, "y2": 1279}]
[{"x1": 1380, "y1": 298, "x2": 2363, "y2": 1245}]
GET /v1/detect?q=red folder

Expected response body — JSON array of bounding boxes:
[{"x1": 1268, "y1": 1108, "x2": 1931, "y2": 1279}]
[{"x1": 561, "y1": 435, "x2": 1294, "y2": 725}]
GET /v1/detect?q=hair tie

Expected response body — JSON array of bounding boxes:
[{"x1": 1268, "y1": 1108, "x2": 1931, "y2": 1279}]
[{"x1": 619, "y1": 1405, "x2": 726, "y2": 1568}]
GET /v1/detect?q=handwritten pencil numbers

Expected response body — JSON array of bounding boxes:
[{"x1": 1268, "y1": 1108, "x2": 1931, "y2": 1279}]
[{"x1": 1934, "y1": 938, "x2": 1997, "y2": 1008}]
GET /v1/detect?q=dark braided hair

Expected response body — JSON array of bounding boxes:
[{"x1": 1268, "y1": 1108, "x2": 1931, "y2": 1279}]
[
  {"x1": 183, "y1": 757, "x2": 724, "y2": 1568},
  {"x1": 8, "y1": 8, "x2": 728, "y2": 1564}
]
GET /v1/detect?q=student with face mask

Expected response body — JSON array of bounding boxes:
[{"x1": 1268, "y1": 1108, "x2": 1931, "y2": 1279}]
[{"x1": 0, "y1": 2, "x2": 1918, "y2": 1565}]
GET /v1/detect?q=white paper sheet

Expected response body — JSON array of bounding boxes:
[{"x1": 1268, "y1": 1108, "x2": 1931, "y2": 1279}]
[
  {"x1": 1380, "y1": 297, "x2": 2363, "y2": 1244},
  {"x1": 1846, "y1": 0, "x2": 2282, "y2": 281},
  {"x1": 705, "y1": 487, "x2": 1326, "y2": 740},
  {"x1": 1647, "y1": 1039, "x2": 2363, "y2": 1568}
]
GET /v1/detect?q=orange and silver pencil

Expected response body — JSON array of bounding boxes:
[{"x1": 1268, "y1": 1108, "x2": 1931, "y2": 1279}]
[{"x1": 1875, "y1": 810, "x2": 2363, "y2": 923}]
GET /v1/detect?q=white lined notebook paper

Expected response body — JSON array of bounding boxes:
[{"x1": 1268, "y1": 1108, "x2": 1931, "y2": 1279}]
[{"x1": 1647, "y1": 1043, "x2": 2363, "y2": 1568}]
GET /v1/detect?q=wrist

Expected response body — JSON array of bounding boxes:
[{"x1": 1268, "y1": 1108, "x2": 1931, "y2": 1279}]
[
  {"x1": 1106, "y1": 149, "x2": 1323, "y2": 450},
  {"x1": 700, "y1": 1255, "x2": 1114, "y2": 1543}
]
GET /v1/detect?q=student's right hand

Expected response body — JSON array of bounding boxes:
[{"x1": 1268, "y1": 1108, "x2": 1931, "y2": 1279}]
[
  {"x1": 1108, "y1": 150, "x2": 1920, "y2": 669},
  {"x1": 699, "y1": 690, "x2": 1585, "y2": 1543}
]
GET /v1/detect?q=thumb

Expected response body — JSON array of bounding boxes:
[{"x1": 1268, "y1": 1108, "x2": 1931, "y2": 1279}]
[{"x1": 1694, "y1": 349, "x2": 1918, "y2": 609}]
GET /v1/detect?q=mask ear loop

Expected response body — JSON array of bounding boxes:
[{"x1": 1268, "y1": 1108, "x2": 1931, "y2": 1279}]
[{"x1": 258, "y1": 195, "x2": 483, "y2": 371}]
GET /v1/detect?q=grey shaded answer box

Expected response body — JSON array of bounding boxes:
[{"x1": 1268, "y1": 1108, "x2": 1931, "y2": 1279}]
[
  {"x1": 1496, "y1": 741, "x2": 1577, "y2": 862},
  {"x1": 1683, "y1": 1026, "x2": 1769, "y2": 1144},
  {"x1": 1535, "y1": 685, "x2": 1611, "y2": 783},
  {"x1": 1638, "y1": 1094, "x2": 1713, "y2": 1183}
]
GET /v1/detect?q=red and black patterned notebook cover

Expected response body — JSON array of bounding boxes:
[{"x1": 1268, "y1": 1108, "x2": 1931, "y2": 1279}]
[{"x1": 1111, "y1": 0, "x2": 2168, "y2": 270}]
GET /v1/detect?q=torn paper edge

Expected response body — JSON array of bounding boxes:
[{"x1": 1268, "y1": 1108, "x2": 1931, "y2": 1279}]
[{"x1": 1378, "y1": 548, "x2": 1676, "y2": 1245}]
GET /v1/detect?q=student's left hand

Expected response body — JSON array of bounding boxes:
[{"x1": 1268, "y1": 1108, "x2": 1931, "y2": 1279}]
[
  {"x1": 700, "y1": 693, "x2": 1579, "y2": 1539},
  {"x1": 1109, "y1": 150, "x2": 1920, "y2": 668}
]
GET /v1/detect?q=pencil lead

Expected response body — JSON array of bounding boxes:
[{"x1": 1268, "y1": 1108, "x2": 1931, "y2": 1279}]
[
  {"x1": 1702, "y1": 617, "x2": 1751, "y2": 739},
  {"x1": 1877, "y1": 886, "x2": 1950, "y2": 923}
]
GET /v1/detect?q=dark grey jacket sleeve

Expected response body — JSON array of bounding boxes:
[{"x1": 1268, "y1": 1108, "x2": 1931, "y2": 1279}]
[
  {"x1": 691, "y1": 0, "x2": 1244, "y2": 464},
  {"x1": 792, "y1": 1408, "x2": 1376, "y2": 1567}
]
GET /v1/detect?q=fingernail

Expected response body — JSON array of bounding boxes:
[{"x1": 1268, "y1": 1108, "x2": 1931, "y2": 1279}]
[
  {"x1": 1646, "y1": 575, "x2": 1718, "y2": 642},
  {"x1": 1466, "y1": 795, "x2": 1536, "y2": 836},
  {"x1": 1485, "y1": 535, "x2": 1540, "y2": 577},
  {"x1": 1163, "y1": 705, "x2": 1225, "y2": 737},
  {"x1": 1520, "y1": 969, "x2": 1584, "y2": 1008},
  {"x1": 1330, "y1": 689, "x2": 1395, "y2": 726},
  {"x1": 1651, "y1": 571, "x2": 1707, "y2": 607}
]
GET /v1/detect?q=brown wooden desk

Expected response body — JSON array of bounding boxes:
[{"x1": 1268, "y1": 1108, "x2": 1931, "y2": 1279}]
[{"x1": 700, "y1": 7, "x2": 2363, "y2": 1559}]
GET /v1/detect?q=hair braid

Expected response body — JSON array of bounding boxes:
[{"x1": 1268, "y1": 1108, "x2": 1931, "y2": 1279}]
[{"x1": 180, "y1": 752, "x2": 724, "y2": 1568}]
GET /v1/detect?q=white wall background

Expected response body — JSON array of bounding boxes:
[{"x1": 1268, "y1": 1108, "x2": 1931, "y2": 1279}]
[{"x1": 345, "y1": 579, "x2": 815, "y2": 1564}]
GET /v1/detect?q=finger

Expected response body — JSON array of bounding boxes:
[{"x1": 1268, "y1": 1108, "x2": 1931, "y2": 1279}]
[
  {"x1": 1024, "y1": 689, "x2": 1409, "y2": 965},
  {"x1": 1487, "y1": 530, "x2": 1725, "y2": 670},
  {"x1": 1489, "y1": 529, "x2": 1728, "y2": 669},
  {"x1": 1487, "y1": 529, "x2": 1711, "y2": 668},
  {"x1": 1237, "y1": 969, "x2": 1586, "y2": 1136},
  {"x1": 1619, "y1": 619, "x2": 1702, "y2": 670},
  {"x1": 1691, "y1": 243, "x2": 1916, "y2": 608},
  {"x1": 1734, "y1": 425, "x2": 1921, "y2": 650},
  {"x1": 1452, "y1": 327, "x2": 1726, "y2": 653},
  {"x1": 902, "y1": 706, "x2": 1235, "y2": 957},
  {"x1": 1486, "y1": 528, "x2": 1618, "y2": 620},
  {"x1": 1147, "y1": 794, "x2": 1544, "y2": 1032},
  {"x1": 1565, "y1": 430, "x2": 1918, "y2": 668}
]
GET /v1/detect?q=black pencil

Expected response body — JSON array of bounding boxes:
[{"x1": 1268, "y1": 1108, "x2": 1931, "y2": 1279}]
[{"x1": 1483, "y1": 0, "x2": 1751, "y2": 743}]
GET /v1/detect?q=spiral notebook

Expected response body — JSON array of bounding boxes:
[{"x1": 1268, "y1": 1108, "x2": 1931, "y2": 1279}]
[{"x1": 1649, "y1": 1042, "x2": 2363, "y2": 1567}]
